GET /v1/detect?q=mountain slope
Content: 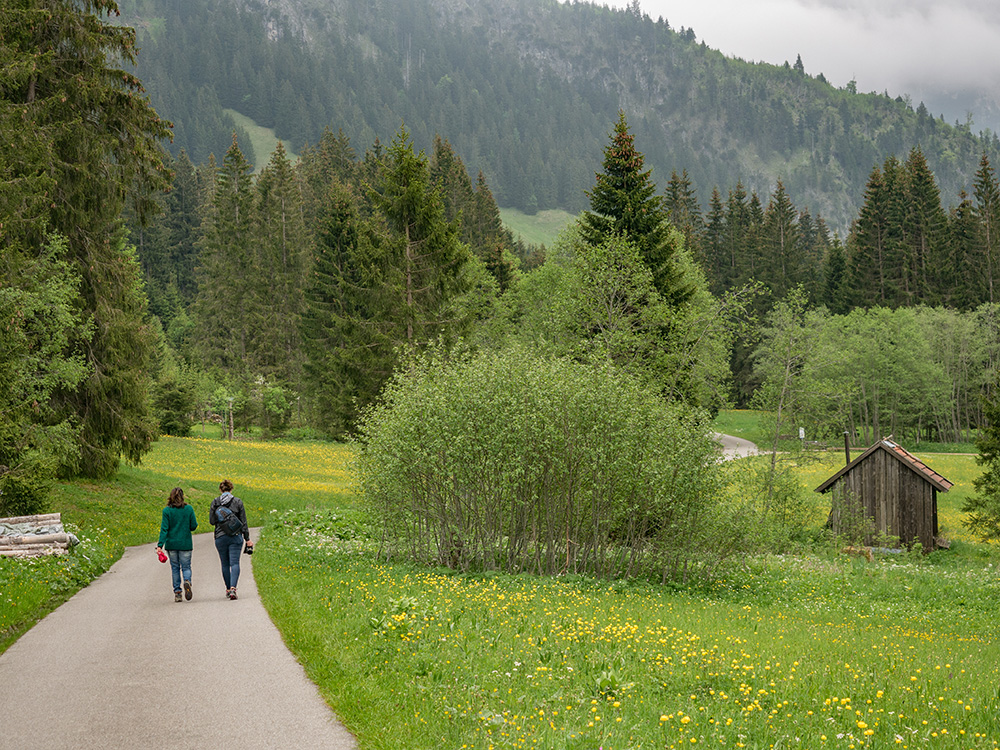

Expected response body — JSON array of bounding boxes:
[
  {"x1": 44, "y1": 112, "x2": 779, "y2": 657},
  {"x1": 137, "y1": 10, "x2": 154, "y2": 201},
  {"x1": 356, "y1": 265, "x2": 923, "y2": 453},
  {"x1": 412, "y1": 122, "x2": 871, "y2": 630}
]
[{"x1": 122, "y1": 0, "x2": 1000, "y2": 229}]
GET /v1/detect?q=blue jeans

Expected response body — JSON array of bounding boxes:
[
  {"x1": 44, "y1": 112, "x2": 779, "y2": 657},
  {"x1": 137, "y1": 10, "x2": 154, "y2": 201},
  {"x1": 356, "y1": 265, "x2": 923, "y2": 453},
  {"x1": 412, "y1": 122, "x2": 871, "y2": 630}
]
[
  {"x1": 167, "y1": 549, "x2": 193, "y2": 593},
  {"x1": 215, "y1": 534, "x2": 244, "y2": 590}
]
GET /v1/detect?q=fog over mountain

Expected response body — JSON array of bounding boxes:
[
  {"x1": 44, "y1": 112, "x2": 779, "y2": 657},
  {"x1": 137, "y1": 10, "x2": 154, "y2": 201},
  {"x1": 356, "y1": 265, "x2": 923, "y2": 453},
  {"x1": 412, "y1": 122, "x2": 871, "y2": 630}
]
[{"x1": 606, "y1": 0, "x2": 1000, "y2": 133}]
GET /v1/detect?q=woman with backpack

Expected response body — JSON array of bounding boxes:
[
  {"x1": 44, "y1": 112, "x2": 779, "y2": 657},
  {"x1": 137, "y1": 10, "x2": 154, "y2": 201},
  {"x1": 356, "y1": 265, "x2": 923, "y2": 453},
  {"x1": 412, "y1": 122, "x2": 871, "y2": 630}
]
[
  {"x1": 156, "y1": 487, "x2": 198, "y2": 602},
  {"x1": 209, "y1": 479, "x2": 253, "y2": 600}
]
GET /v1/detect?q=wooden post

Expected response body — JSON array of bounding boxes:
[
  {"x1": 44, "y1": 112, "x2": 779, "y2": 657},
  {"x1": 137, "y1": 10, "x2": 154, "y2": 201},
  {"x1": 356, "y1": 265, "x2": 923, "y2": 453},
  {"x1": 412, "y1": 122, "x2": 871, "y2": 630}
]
[{"x1": 844, "y1": 431, "x2": 851, "y2": 465}]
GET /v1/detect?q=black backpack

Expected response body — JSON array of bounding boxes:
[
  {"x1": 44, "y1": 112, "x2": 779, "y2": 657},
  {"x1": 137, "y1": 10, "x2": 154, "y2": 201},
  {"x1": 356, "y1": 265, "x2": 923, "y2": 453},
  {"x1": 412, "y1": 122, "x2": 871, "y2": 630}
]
[{"x1": 216, "y1": 503, "x2": 244, "y2": 535}]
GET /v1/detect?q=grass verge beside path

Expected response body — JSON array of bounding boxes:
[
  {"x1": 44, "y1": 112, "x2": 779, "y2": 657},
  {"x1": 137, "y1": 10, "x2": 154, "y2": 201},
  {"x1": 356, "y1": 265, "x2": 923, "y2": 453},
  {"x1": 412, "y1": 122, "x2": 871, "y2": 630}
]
[
  {"x1": 1, "y1": 436, "x2": 353, "y2": 654},
  {"x1": 254, "y1": 512, "x2": 1000, "y2": 749}
]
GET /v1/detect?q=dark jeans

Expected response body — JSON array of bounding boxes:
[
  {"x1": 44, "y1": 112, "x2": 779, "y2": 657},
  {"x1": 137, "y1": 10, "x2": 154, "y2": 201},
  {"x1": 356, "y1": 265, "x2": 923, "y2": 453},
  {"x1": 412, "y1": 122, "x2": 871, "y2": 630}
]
[
  {"x1": 167, "y1": 549, "x2": 192, "y2": 593},
  {"x1": 215, "y1": 534, "x2": 244, "y2": 590}
]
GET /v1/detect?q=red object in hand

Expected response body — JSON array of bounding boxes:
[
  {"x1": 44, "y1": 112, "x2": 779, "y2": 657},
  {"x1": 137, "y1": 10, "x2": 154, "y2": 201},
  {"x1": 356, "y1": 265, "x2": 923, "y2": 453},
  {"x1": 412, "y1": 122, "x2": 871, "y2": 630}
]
[{"x1": 157, "y1": 548, "x2": 167, "y2": 563}]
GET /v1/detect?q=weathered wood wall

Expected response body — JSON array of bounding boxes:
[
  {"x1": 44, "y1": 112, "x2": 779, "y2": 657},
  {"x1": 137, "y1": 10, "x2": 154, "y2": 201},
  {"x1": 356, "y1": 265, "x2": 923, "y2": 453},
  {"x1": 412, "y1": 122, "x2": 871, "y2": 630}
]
[{"x1": 829, "y1": 450, "x2": 938, "y2": 549}]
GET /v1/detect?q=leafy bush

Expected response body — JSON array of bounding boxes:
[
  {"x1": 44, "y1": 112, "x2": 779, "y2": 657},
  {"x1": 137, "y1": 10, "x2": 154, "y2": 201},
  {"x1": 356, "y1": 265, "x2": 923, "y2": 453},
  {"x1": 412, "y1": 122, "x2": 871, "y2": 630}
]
[
  {"x1": 357, "y1": 347, "x2": 731, "y2": 581},
  {"x1": 0, "y1": 463, "x2": 52, "y2": 517}
]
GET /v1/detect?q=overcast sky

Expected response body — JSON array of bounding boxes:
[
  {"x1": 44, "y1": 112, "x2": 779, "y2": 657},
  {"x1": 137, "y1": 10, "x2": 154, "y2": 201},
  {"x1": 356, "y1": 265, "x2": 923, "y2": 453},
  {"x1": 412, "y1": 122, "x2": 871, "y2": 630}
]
[{"x1": 596, "y1": 0, "x2": 1000, "y2": 127}]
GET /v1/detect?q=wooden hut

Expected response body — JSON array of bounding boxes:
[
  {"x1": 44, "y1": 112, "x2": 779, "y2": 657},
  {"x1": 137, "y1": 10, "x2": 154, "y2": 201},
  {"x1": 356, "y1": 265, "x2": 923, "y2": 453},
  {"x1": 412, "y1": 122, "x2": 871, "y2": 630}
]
[{"x1": 815, "y1": 439, "x2": 953, "y2": 549}]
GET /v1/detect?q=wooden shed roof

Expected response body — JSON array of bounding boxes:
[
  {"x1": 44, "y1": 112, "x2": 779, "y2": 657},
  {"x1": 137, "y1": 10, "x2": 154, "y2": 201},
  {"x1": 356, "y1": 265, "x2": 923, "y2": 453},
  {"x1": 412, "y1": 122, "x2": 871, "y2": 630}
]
[{"x1": 815, "y1": 439, "x2": 954, "y2": 494}]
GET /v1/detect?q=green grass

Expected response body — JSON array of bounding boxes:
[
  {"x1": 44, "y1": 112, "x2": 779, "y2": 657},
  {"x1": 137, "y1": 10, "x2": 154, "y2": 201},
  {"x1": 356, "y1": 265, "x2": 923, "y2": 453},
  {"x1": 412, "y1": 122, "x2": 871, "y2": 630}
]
[
  {"x1": 713, "y1": 409, "x2": 977, "y2": 455},
  {"x1": 255, "y1": 512, "x2": 1000, "y2": 749},
  {"x1": 6, "y1": 434, "x2": 1000, "y2": 750},
  {"x1": 712, "y1": 409, "x2": 771, "y2": 447},
  {"x1": 223, "y1": 108, "x2": 299, "y2": 171},
  {"x1": 1, "y1": 435, "x2": 352, "y2": 653},
  {"x1": 500, "y1": 207, "x2": 576, "y2": 248}
]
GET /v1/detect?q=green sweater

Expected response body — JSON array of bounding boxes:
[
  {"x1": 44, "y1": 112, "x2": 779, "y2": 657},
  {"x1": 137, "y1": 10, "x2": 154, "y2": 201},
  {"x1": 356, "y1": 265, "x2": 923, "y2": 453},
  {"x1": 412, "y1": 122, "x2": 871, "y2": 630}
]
[{"x1": 158, "y1": 504, "x2": 198, "y2": 550}]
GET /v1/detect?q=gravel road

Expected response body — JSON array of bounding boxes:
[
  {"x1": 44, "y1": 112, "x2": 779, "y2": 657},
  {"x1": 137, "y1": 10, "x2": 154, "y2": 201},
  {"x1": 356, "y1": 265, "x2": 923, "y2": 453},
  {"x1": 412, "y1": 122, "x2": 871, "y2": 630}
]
[{"x1": 714, "y1": 432, "x2": 760, "y2": 459}]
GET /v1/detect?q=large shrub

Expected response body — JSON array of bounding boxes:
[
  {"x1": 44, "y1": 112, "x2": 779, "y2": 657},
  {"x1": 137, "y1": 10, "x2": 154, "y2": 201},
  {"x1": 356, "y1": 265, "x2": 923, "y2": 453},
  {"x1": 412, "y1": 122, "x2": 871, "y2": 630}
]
[{"x1": 357, "y1": 347, "x2": 729, "y2": 581}]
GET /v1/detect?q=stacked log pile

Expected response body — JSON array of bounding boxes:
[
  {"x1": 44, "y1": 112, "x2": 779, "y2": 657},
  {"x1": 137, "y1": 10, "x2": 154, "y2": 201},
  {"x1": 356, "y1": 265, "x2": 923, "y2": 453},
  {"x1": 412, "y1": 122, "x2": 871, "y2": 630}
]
[{"x1": 0, "y1": 513, "x2": 73, "y2": 558}]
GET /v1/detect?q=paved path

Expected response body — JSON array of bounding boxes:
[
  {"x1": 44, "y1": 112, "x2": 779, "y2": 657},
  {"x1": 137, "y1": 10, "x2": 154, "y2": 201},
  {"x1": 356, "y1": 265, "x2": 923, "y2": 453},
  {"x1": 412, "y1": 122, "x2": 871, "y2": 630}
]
[
  {"x1": 714, "y1": 432, "x2": 760, "y2": 459},
  {"x1": 0, "y1": 530, "x2": 357, "y2": 750}
]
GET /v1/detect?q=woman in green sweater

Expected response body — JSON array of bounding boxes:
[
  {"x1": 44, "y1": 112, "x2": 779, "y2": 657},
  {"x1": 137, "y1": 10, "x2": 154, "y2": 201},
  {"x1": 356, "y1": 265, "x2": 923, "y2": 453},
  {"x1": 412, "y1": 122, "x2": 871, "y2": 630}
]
[{"x1": 156, "y1": 487, "x2": 198, "y2": 602}]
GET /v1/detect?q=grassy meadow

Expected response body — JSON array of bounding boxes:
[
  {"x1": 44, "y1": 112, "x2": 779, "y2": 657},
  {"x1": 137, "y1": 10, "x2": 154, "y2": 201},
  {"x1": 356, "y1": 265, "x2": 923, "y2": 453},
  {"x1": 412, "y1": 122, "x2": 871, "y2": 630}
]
[
  {"x1": 223, "y1": 108, "x2": 299, "y2": 171},
  {"x1": 500, "y1": 207, "x2": 577, "y2": 248},
  {"x1": 4, "y1": 419, "x2": 1000, "y2": 749}
]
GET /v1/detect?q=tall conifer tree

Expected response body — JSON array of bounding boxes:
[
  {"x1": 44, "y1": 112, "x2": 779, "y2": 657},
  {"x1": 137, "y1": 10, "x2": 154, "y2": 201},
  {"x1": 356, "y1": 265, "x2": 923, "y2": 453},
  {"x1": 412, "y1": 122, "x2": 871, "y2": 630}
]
[
  {"x1": 902, "y1": 147, "x2": 947, "y2": 304},
  {"x1": 194, "y1": 134, "x2": 257, "y2": 373},
  {"x1": 297, "y1": 127, "x2": 357, "y2": 230},
  {"x1": 848, "y1": 163, "x2": 894, "y2": 308},
  {"x1": 973, "y1": 153, "x2": 1000, "y2": 305},
  {"x1": 302, "y1": 181, "x2": 394, "y2": 436},
  {"x1": 581, "y1": 111, "x2": 693, "y2": 307},
  {"x1": 664, "y1": 168, "x2": 704, "y2": 266},
  {"x1": 255, "y1": 141, "x2": 309, "y2": 386},
  {"x1": 945, "y1": 193, "x2": 978, "y2": 309},
  {"x1": 761, "y1": 181, "x2": 800, "y2": 300},
  {"x1": 373, "y1": 126, "x2": 474, "y2": 345},
  {"x1": 823, "y1": 238, "x2": 849, "y2": 314},
  {"x1": 702, "y1": 187, "x2": 727, "y2": 294},
  {"x1": 723, "y1": 182, "x2": 752, "y2": 287},
  {"x1": 166, "y1": 150, "x2": 202, "y2": 303},
  {"x1": 1, "y1": 0, "x2": 171, "y2": 476}
]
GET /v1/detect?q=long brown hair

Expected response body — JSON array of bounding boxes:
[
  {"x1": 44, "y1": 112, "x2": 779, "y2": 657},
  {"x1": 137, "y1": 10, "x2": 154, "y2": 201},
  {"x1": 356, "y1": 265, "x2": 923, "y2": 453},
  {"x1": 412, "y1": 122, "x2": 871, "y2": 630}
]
[{"x1": 168, "y1": 487, "x2": 186, "y2": 508}]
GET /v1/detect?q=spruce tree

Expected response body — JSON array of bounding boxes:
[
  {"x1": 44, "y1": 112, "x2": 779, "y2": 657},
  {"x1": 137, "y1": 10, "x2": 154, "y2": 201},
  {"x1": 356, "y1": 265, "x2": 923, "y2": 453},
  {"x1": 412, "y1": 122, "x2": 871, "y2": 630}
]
[
  {"x1": 973, "y1": 152, "x2": 1000, "y2": 305},
  {"x1": 746, "y1": 191, "x2": 766, "y2": 282},
  {"x1": 902, "y1": 147, "x2": 947, "y2": 305},
  {"x1": 193, "y1": 134, "x2": 257, "y2": 374},
  {"x1": 822, "y1": 238, "x2": 849, "y2": 314},
  {"x1": 664, "y1": 168, "x2": 704, "y2": 266},
  {"x1": 372, "y1": 126, "x2": 474, "y2": 345},
  {"x1": 946, "y1": 192, "x2": 979, "y2": 309},
  {"x1": 430, "y1": 135, "x2": 477, "y2": 234},
  {"x1": 301, "y1": 181, "x2": 395, "y2": 436},
  {"x1": 581, "y1": 111, "x2": 693, "y2": 307},
  {"x1": 702, "y1": 187, "x2": 727, "y2": 295},
  {"x1": 760, "y1": 181, "x2": 800, "y2": 300},
  {"x1": 297, "y1": 127, "x2": 357, "y2": 230},
  {"x1": 796, "y1": 209, "x2": 831, "y2": 304},
  {"x1": 1, "y1": 0, "x2": 171, "y2": 476},
  {"x1": 722, "y1": 182, "x2": 752, "y2": 288},
  {"x1": 254, "y1": 141, "x2": 309, "y2": 387},
  {"x1": 0, "y1": 237, "x2": 89, "y2": 512},
  {"x1": 847, "y1": 163, "x2": 895, "y2": 308},
  {"x1": 468, "y1": 171, "x2": 519, "y2": 292},
  {"x1": 166, "y1": 150, "x2": 202, "y2": 303},
  {"x1": 471, "y1": 172, "x2": 506, "y2": 251}
]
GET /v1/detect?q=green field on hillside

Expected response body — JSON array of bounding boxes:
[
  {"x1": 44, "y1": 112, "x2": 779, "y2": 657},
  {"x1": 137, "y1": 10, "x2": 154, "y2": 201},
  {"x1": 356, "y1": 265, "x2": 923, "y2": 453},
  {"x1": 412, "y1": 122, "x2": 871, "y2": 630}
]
[
  {"x1": 224, "y1": 109, "x2": 299, "y2": 170},
  {"x1": 500, "y1": 207, "x2": 576, "y2": 248}
]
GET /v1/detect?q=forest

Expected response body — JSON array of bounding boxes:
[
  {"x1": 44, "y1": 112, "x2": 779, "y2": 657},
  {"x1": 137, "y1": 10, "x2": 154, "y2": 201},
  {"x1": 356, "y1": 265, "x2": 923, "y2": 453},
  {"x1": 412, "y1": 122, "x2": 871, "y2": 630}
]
[
  {"x1": 3, "y1": 0, "x2": 1000, "y2": 536},
  {"x1": 126, "y1": 118, "x2": 1000, "y2": 448},
  {"x1": 118, "y1": 0, "x2": 1000, "y2": 228}
]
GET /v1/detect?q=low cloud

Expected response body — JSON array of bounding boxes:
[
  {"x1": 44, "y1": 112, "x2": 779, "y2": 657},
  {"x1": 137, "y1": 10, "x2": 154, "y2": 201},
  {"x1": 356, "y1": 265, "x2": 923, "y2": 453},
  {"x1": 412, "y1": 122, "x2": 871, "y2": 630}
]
[{"x1": 605, "y1": 0, "x2": 1000, "y2": 110}]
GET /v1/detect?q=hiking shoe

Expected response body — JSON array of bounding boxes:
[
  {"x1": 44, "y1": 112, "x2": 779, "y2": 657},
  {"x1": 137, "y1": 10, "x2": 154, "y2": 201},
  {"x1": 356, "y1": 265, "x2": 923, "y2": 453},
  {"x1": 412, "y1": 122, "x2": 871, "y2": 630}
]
[
  {"x1": 174, "y1": 591, "x2": 182, "y2": 602},
  {"x1": 184, "y1": 579, "x2": 192, "y2": 601}
]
